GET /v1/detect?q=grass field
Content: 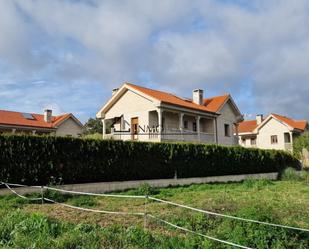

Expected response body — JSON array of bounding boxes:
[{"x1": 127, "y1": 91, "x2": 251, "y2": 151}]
[{"x1": 0, "y1": 172, "x2": 309, "y2": 248}]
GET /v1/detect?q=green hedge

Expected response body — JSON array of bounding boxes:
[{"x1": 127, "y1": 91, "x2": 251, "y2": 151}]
[{"x1": 0, "y1": 135, "x2": 300, "y2": 185}]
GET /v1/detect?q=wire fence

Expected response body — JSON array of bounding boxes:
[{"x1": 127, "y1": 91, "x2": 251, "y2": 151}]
[{"x1": 1, "y1": 181, "x2": 309, "y2": 249}]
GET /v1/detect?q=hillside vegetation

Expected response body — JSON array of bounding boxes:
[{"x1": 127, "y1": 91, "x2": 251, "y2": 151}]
[{"x1": 0, "y1": 173, "x2": 308, "y2": 249}]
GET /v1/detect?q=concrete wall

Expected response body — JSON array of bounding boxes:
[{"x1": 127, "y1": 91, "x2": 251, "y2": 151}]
[
  {"x1": 200, "y1": 118, "x2": 214, "y2": 133},
  {"x1": 163, "y1": 112, "x2": 179, "y2": 129},
  {"x1": 217, "y1": 100, "x2": 238, "y2": 145},
  {"x1": 56, "y1": 118, "x2": 83, "y2": 137},
  {"x1": 0, "y1": 172, "x2": 278, "y2": 196}
]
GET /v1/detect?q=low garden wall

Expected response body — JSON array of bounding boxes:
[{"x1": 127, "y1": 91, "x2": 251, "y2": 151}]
[
  {"x1": 0, "y1": 135, "x2": 299, "y2": 185},
  {"x1": 0, "y1": 172, "x2": 278, "y2": 196}
]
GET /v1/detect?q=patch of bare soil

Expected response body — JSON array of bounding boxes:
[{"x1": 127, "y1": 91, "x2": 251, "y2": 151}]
[{"x1": 23, "y1": 203, "x2": 182, "y2": 237}]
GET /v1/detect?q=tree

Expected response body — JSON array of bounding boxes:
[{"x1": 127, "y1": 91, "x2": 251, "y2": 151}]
[{"x1": 83, "y1": 118, "x2": 103, "y2": 135}]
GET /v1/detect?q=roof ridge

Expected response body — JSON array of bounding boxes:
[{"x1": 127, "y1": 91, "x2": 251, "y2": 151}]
[
  {"x1": 203, "y1": 94, "x2": 229, "y2": 100},
  {"x1": 127, "y1": 82, "x2": 185, "y2": 99},
  {"x1": 127, "y1": 82, "x2": 230, "y2": 102},
  {"x1": 0, "y1": 109, "x2": 69, "y2": 116},
  {"x1": 124, "y1": 82, "x2": 231, "y2": 113}
]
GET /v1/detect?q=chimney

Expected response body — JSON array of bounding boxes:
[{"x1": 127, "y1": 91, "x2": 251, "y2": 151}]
[
  {"x1": 193, "y1": 89, "x2": 204, "y2": 105},
  {"x1": 112, "y1": 88, "x2": 119, "y2": 96},
  {"x1": 44, "y1": 109, "x2": 52, "y2": 123},
  {"x1": 256, "y1": 114, "x2": 263, "y2": 125}
]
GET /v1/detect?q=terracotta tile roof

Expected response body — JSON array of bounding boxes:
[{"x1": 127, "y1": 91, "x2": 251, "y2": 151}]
[
  {"x1": 126, "y1": 83, "x2": 229, "y2": 113},
  {"x1": 238, "y1": 113, "x2": 308, "y2": 133},
  {"x1": 203, "y1": 95, "x2": 230, "y2": 112},
  {"x1": 272, "y1": 113, "x2": 308, "y2": 131},
  {"x1": 0, "y1": 110, "x2": 71, "y2": 129},
  {"x1": 238, "y1": 120, "x2": 258, "y2": 133}
]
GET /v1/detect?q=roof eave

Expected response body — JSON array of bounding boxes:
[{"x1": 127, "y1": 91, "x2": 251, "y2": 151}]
[
  {"x1": 0, "y1": 123, "x2": 56, "y2": 130},
  {"x1": 160, "y1": 102, "x2": 219, "y2": 116}
]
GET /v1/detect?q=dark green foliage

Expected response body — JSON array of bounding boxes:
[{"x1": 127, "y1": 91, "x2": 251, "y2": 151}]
[
  {"x1": 83, "y1": 117, "x2": 102, "y2": 135},
  {"x1": 132, "y1": 183, "x2": 159, "y2": 196},
  {"x1": 293, "y1": 131, "x2": 309, "y2": 158},
  {"x1": 0, "y1": 135, "x2": 300, "y2": 185}
]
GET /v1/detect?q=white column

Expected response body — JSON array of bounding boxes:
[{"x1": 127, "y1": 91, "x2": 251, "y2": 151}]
[
  {"x1": 157, "y1": 109, "x2": 163, "y2": 141},
  {"x1": 213, "y1": 118, "x2": 217, "y2": 144},
  {"x1": 102, "y1": 119, "x2": 106, "y2": 139},
  {"x1": 32, "y1": 130, "x2": 36, "y2": 135},
  {"x1": 290, "y1": 132, "x2": 293, "y2": 152},
  {"x1": 179, "y1": 113, "x2": 184, "y2": 141},
  {"x1": 196, "y1": 116, "x2": 201, "y2": 142},
  {"x1": 233, "y1": 123, "x2": 238, "y2": 145},
  {"x1": 12, "y1": 128, "x2": 16, "y2": 134}
]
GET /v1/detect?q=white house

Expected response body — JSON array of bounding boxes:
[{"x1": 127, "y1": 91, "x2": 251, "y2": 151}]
[
  {"x1": 0, "y1": 109, "x2": 84, "y2": 137},
  {"x1": 238, "y1": 114, "x2": 308, "y2": 151},
  {"x1": 96, "y1": 83, "x2": 243, "y2": 145}
]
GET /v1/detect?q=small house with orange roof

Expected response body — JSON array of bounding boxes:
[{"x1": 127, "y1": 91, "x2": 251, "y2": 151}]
[
  {"x1": 0, "y1": 109, "x2": 83, "y2": 137},
  {"x1": 96, "y1": 83, "x2": 243, "y2": 145},
  {"x1": 238, "y1": 114, "x2": 308, "y2": 151}
]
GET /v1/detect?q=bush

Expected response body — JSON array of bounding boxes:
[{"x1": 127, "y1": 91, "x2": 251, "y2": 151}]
[
  {"x1": 0, "y1": 135, "x2": 300, "y2": 185},
  {"x1": 281, "y1": 167, "x2": 309, "y2": 183},
  {"x1": 133, "y1": 183, "x2": 158, "y2": 196},
  {"x1": 293, "y1": 132, "x2": 309, "y2": 158}
]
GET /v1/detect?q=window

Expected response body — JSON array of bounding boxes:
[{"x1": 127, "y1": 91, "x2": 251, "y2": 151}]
[
  {"x1": 224, "y1": 124, "x2": 230, "y2": 137},
  {"x1": 271, "y1": 135, "x2": 278, "y2": 144},
  {"x1": 193, "y1": 122, "x2": 197, "y2": 132},
  {"x1": 184, "y1": 120, "x2": 188, "y2": 129},
  {"x1": 284, "y1": 132, "x2": 291, "y2": 143},
  {"x1": 241, "y1": 138, "x2": 246, "y2": 145},
  {"x1": 250, "y1": 138, "x2": 256, "y2": 145}
]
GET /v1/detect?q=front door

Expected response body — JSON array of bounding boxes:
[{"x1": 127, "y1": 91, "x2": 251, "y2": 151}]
[{"x1": 131, "y1": 117, "x2": 139, "y2": 140}]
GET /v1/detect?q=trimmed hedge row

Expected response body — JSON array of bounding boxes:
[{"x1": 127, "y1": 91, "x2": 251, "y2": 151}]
[{"x1": 0, "y1": 135, "x2": 300, "y2": 185}]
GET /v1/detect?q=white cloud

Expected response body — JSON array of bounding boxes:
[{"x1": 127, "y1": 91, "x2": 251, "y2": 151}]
[{"x1": 0, "y1": 0, "x2": 309, "y2": 120}]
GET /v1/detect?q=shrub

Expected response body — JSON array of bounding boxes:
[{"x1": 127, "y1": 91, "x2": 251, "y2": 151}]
[
  {"x1": 281, "y1": 167, "x2": 309, "y2": 183},
  {"x1": 0, "y1": 135, "x2": 300, "y2": 185},
  {"x1": 133, "y1": 183, "x2": 158, "y2": 196},
  {"x1": 293, "y1": 132, "x2": 309, "y2": 158},
  {"x1": 281, "y1": 167, "x2": 303, "y2": 181}
]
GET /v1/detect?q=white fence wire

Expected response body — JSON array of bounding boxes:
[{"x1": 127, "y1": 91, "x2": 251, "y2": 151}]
[
  {"x1": 44, "y1": 186, "x2": 145, "y2": 199},
  {"x1": 148, "y1": 196, "x2": 309, "y2": 233},
  {"x1": 1, "y1": 181, "x2": 309, "y2": 249},
  {"x1": 44, "y1": 197, "x2": 144, "y2": 216},
  {"x1": 4, "y1": 183, "x2": 42, "y2": 201},
  {"x1": 148, "y1": 214, "x2": 253, "y2": 249}
]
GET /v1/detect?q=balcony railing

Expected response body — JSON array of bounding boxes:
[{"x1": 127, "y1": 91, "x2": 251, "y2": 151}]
[
  {"x1": 105, "y1": 128, "x2": 215, "y2": 143},
  {"x1": 161, "y1": 129, "x2": 215, "y2": 143}
]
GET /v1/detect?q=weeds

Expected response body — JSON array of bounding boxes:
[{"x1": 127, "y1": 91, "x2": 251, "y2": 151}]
[
  {"x1": 1, "y1": 180, "x2": 309, "y2": 248},
  {"x1": 281, "y1": 167, "x2": 309, "y2": 183}
]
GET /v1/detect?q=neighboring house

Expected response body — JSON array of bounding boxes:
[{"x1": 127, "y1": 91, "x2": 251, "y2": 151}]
[
  {"x1": 96, "y1": 83, "x2": 243, "y2": 145},
  {"x1": 0, "y1": 109, "x2": 83, "y2": 137},
  {"x1": 238, "y1": 114, "x2": 308, "y2": 151}
]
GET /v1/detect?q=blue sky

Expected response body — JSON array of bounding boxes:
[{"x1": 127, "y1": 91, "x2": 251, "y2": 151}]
[{"x1": 1, "y1": 0, "x2": 309, "y2": 123}]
